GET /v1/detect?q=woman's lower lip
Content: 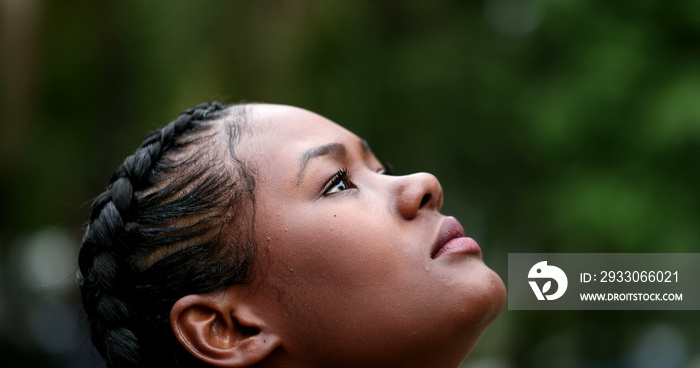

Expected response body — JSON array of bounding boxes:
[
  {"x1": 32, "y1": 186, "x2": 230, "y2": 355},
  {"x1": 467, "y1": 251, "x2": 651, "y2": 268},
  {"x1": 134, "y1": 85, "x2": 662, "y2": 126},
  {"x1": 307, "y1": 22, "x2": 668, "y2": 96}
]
[{"x1": 433, "y1": 237, "x2": 481, "y2": 258}]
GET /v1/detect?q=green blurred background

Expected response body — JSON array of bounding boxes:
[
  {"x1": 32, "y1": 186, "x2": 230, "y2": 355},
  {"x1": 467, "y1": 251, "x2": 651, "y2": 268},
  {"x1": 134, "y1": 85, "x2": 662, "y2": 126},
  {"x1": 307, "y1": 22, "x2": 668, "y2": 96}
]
[{"x1": 1, "y1": 0, "x2": 698, "y2": 367}]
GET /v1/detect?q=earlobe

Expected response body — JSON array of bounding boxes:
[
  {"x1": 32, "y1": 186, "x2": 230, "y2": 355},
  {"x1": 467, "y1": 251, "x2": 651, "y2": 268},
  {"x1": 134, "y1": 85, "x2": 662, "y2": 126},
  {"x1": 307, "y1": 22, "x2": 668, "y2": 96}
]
[{"x1": 170, "y1": 290, "x2": 281, "y2": 367}]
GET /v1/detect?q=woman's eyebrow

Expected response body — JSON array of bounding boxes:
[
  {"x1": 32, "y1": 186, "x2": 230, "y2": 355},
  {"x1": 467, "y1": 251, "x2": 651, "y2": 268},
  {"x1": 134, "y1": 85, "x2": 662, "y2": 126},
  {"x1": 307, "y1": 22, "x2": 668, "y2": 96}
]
[
  {"x1": 297, "y1": 143, "x2": 346, "y2": 185},
  {"x1": 360, "y1": 139, "x2": 372, "y2": 154}
]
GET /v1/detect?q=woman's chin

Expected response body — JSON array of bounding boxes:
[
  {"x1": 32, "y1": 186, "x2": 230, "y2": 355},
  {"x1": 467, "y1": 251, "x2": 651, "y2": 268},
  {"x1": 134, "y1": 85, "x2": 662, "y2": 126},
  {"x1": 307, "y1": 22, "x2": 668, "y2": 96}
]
[
  {"x1": 454, "y1": 269, "x2": 506, "y2": 346},
  {"x1": 475, "y1": 269, "x2": 507, "y2": 330},
  {"x1": 486, "y1": 270, "x2": 507, "y2": 322}
]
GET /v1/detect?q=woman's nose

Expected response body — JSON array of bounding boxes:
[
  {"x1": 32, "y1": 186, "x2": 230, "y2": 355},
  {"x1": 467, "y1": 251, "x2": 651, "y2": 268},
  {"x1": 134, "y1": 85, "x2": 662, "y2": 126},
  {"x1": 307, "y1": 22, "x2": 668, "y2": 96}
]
[{"x1": 393, "y1": 172, "x2": 443, "y2": 220}]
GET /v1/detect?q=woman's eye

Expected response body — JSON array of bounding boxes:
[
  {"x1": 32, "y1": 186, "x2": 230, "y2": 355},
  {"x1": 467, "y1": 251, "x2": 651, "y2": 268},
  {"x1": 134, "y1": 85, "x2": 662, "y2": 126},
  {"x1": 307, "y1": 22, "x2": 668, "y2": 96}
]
[
  {"x1": 326, "y1": 179, "x2": 349, "y2": 194},
  {"x1": 379, "y1": 162, "x2": 394, "y2": 175},
  {"x1": 324, "y1": 169, "x2": 353, "y2": 195}
]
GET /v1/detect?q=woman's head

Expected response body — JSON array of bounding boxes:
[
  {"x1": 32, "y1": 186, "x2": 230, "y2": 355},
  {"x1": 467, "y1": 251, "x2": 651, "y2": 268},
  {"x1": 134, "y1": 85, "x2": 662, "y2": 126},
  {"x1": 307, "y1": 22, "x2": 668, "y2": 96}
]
[{"x1": 78, "y1": 103, "x2": 505, "y2": 368}]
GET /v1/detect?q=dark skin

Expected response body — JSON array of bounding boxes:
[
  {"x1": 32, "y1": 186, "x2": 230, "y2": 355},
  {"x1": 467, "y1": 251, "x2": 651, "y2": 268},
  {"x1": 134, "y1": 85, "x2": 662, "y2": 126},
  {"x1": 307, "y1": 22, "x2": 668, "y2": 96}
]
[{"x1": 170, "y1": 104, "x2": 506, "y2": 368}]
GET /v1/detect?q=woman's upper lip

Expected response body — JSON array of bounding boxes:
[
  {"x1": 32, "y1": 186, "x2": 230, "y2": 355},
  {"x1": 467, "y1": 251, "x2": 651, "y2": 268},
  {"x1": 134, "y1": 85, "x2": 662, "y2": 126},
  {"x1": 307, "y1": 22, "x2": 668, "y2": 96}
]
[{"x1": 431, "y1": 216, "x2": 466, "y2": 259}]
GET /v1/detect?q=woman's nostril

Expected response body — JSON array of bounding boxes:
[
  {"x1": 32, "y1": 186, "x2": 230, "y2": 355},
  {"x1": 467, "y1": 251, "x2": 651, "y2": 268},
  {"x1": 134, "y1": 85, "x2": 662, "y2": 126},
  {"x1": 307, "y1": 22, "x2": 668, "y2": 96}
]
[{"x1": 420, "y1": 193, "x2": 431, "y2": 208}]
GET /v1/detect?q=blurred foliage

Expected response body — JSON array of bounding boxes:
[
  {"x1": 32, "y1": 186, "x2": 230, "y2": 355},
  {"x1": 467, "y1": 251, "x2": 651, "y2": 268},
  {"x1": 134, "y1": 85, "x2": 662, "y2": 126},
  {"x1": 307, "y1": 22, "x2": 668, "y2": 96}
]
[{"x1": 0, "y1": 0, "x2": 698, "y2": 367}]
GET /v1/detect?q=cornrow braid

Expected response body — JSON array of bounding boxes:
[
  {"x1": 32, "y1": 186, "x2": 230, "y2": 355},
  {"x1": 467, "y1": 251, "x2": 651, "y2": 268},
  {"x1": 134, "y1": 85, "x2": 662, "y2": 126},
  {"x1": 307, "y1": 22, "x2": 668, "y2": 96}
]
[{"x1": 78, "y1": 102, "x2": 256, "y2": 368}]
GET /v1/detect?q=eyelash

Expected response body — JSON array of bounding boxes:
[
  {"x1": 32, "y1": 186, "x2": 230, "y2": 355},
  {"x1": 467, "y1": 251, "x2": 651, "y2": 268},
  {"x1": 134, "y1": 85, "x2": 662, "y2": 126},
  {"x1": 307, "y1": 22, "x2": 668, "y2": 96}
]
[
  {"x1": 381, "y1": 162, "x2": 394, "y2": 175},
  {"x1": 323, "y1": 168, "x2": 353, "y2": 195},
  {"x1": 322, "y1": 163, "x2": 394, "y2": 196}
]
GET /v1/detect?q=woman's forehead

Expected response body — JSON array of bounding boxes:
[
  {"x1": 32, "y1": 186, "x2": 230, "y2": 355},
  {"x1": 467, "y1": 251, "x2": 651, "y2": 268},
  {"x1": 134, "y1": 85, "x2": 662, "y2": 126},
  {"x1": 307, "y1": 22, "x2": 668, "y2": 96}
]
[
  {"x1": 227, "y1": 104, "x2": 370, "y2": 184},
  {"x1": 241, "y1": 104, "x2": 360, "y2": 151},
  {"x1": 249, "y1": 104, "x2": 341, "y2": 129}
]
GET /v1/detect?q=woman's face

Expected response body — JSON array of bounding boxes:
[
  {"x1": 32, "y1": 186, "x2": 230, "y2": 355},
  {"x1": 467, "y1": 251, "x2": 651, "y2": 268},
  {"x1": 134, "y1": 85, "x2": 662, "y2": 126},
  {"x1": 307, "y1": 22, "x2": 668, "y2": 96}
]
[{"x1": 233, "y1": 105, "x2": 505, "y2": 367}]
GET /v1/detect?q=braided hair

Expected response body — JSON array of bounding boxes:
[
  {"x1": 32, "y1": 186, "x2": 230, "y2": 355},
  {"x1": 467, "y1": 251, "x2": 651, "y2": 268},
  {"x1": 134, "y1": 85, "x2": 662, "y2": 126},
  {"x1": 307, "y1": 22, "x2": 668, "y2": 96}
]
[{"x1": 78, "y1": 102, "x2": 256, "y2": 368}]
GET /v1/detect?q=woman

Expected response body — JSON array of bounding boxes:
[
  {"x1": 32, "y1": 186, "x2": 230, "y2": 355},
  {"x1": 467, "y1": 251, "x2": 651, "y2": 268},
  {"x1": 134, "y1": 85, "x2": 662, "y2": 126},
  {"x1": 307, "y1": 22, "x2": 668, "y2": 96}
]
[{"x1": 78, "y1": 102, "x2": 506, "y2": 368}]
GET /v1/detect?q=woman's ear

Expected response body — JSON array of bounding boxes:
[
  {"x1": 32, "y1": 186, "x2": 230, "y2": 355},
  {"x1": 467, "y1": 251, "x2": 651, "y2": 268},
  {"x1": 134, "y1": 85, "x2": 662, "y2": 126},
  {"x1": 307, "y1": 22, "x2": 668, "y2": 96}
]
[{"x1": 170, "y1": 288, "x2": 281, "y2": 367}]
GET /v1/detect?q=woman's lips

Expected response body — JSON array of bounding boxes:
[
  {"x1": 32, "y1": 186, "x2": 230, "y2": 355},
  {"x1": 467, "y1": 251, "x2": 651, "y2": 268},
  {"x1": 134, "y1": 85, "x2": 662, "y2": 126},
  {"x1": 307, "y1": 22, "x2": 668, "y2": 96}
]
[{"x1": 431, "y1": 217, "x2": 481, "y2": 259}]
